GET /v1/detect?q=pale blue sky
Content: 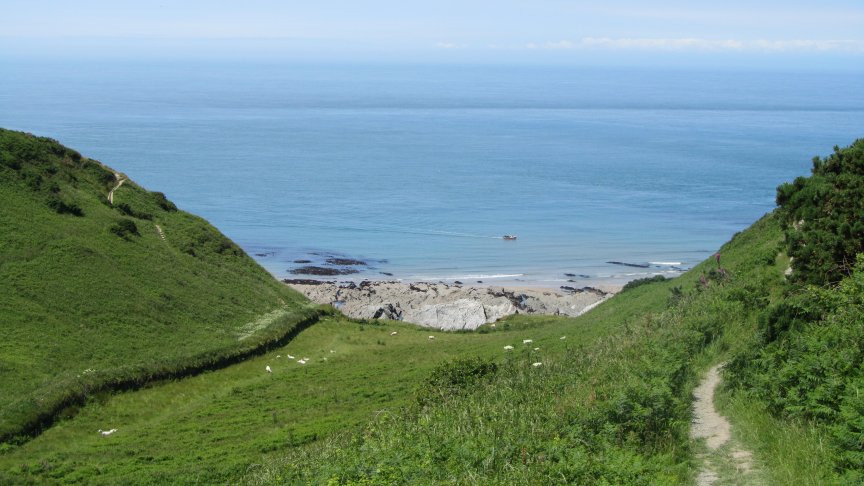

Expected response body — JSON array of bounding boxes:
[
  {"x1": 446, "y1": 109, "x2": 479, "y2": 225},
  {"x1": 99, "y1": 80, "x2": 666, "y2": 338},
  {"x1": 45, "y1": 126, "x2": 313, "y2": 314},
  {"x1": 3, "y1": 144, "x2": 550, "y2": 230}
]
[{"x1": 2, "y1": 1, "x2": 863, "y2": 66}]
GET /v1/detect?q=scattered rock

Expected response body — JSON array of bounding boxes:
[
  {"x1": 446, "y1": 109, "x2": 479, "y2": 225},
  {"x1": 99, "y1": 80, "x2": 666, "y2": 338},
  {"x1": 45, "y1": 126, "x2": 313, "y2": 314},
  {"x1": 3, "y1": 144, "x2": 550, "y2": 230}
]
[
  {"x1": 282, "y1": 278, "x2": 327, "y2": 285},
  {"x1": 288, "y1": 281, "x2": 617, "y2": 330},
  {"x1": 290, "y1": 266, "x2": 359, "y2": 276},
  {"x1": 372, "y1": 303, "x2": 402, "y2": 320},
  {"x1": 607, "y1": 261, "x2": 650, "y2": 268},
  {"x1": 564, "y1": 273, "x2": 576, "y2": 277},
  {"x1": 380, "y1": 272, "x2": 394, "y2": 276},
  {"x1": 560, "y1": 285, "x2": 609, "y2": 297},
  {"x1": 293, "y1": 259, "x2": 312, "y2": 264},
  {"x1": 325, "y1": 258, "x2": 367, "y2": 266}
]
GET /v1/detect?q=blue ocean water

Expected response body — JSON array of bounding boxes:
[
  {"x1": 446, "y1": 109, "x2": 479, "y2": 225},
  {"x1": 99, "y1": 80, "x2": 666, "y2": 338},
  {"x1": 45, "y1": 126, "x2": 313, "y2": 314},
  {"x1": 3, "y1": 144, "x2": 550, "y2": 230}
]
[{"x1": 1, "y1": 61, "x2": 862, "y2": 286}]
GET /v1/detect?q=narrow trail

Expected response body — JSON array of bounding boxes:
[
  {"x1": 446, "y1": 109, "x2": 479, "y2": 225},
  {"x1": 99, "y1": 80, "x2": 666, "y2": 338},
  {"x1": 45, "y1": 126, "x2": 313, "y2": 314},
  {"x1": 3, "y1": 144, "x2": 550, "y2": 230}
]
[
  {"x1": 691, "y1": 364, "x2": 757, "y2": 485},
  {"x1": 108, "y1": 173, "x2": 125, "y2": 205},
  {"x1": 154, "y1": 224, "x2": 166, "y2": 241}
]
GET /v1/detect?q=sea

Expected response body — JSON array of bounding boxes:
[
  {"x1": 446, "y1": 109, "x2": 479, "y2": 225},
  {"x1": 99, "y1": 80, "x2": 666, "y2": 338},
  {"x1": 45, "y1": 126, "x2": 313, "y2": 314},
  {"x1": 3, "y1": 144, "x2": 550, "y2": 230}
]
[{"x1": 1, "y1": 60, "x2": 862, "y2": 287}]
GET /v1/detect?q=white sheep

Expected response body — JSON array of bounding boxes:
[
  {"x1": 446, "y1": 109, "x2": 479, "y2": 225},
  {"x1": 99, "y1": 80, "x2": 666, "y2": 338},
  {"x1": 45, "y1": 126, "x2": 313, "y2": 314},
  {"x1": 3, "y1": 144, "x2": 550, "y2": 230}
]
[
  {"x1": 98, "y1": 428, "x2": 117, "y2": 437},
  {"x1": 428, "y1": 336, "x2": 435, "y2": 340},
  {"x1": 533, "y1": 347, "x2": 540, "y2": 351},
  {"x1": 503, "y1": 345, "x2": 514, "y2": 351},
  {"x1": 286, "y1": 354, "x2": 295, "y2": 359},
  {"x1": 265, "y1": 365, "x2": 272, "y2": 373},
  {"x1": 522, "y1": 339, "x2": 533, "y2": 344},
  {"x1": 532, "y1": 362, "x2": 543, "y2": 367},
  {"x1": 390, "y1": 331, "x2": 398, "y2": 336},
  {"x1": 560, "y1": 336, "x2": 566, "y2": 340},
  {"x1": 297, "y1": 359, "x2": 307, "y2": 365}
]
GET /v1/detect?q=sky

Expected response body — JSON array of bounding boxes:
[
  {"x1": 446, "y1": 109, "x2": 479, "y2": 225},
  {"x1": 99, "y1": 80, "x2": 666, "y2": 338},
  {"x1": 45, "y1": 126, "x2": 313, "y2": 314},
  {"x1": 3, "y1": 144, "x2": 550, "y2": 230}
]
[{"x1": 2, "y1": 0, "x2": 863, "y2": 67}]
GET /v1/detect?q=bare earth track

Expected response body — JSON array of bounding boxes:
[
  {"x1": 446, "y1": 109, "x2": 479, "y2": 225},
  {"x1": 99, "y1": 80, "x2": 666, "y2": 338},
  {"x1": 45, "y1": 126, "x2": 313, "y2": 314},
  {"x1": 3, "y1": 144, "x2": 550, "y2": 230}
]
[
  {"x1": 691, "y1": 364, "x2": 758, "y2": 485},
  {"x1": 107, "y1": 173, "x2": 125, "y2": 205}
]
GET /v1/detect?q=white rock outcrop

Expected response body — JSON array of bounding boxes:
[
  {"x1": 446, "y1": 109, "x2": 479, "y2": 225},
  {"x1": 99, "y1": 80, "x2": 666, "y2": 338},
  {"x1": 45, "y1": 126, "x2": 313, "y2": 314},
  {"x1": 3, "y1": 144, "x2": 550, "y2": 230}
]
[{"x1": 289, "y1": 281, "x2": 614, "y2": 330}]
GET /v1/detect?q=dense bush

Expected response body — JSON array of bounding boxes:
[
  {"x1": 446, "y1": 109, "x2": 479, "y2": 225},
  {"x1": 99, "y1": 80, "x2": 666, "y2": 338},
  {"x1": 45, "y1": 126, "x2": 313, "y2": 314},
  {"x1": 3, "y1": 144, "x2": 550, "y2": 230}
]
[
  {"x1": 177, "y1": 223, "x2": 241, "y2": 257},
  {"x1": 776, "y1": 139, "x2": 864, "y2": 286},
  {"x1": 152, "y1": 191, "x2": 177, "y2": 212},
  {"x1": 115, "y1": 202, "x2": 153, "y2": 220},
  {"x1": 622, "y1": 274, "x2": 667, "y2": 292},
  {"x1": 724, "y1": 140, "x2": 864, "y2": 479},
  {"x1": 728, "y1": 255, "x2": 864, "y2": 477},
  {"x1": 45, "y1": 195, "x2": 83, "y2": 216},
  {"x1": 415, "y1": 357, "x2": 498, "y2": 407},
  {"x1": 109, "y1": 218, "x2": 139, "y2": 239}
]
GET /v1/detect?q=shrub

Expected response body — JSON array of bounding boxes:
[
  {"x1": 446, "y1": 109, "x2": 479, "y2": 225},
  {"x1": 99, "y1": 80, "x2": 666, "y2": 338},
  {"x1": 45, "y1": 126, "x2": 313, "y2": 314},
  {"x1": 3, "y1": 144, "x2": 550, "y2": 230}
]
[
  {"x1": 621, "y1": 275, "x2": 667, "y2": 292},
  {"x1": 46, "y1": 195, "x2": 83, "y2": 216},
  {"x1": 109, "y1": 219, "x2": 139, "y2": 239},
  {"x1": 115, "y1": 202, "x2": 153, "y2": 220},
  {"x1": 152, "y1": 192, "x2": 177, "y2": 212},
  {"x1": 776, "y1": 139, "x2": 864, "y2": 285},
  {"x1": 416, "y1": 357, "x2": 498, "y2": 407}
]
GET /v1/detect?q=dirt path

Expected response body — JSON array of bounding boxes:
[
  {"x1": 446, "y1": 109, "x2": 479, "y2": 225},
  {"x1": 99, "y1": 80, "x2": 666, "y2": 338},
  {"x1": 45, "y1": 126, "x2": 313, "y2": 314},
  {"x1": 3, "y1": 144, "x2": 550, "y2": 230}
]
[
  {"x1": 154, "y1": 224, "x2": 166, "y2": 240},
  {"x1": 691, "y1": 364, "x2": 757, "y2": 485},
  {"x1": 108, "y1": 173, "x2": 125, "y2": 205}
]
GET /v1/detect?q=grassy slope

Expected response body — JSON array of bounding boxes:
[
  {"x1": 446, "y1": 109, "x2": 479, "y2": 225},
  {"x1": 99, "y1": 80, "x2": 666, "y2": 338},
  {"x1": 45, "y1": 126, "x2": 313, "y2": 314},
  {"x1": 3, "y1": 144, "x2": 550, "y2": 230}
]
[
  {"x1": 0, "y1": 129, "x2": 316, "y2": 441},
  {"x1": 246, "y1": 215, "x2": 788, "y2": 485},
  {"x1": 1, "y1": 129, "x2": 836, "y2": 484},
  {"x1": 0, "y1": 215, "x2": 786, "y2": 484},
  {"x1": 0, "y1": 313, "x2": 627, "y2": 483}
]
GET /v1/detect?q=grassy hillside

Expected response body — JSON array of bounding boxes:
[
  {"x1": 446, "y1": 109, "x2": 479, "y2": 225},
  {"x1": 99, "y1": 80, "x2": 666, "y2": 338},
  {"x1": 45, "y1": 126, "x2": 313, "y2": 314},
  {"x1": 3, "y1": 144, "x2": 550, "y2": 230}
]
[
  {"x1": 723, "y1": 139, "x2": 864, "y2": 484},
  {"x1": 1, "y1": 132, "x2": 860, "y2": 484},
  {"x1": 0, "y1": 212, "x2": 786, "y2": 484},
  {"x1": 244, "y1": 214, "x2": 787, "y2": 484},
  {"x1": 0, "y1": 129, "x2": 317, "y2": 442}
]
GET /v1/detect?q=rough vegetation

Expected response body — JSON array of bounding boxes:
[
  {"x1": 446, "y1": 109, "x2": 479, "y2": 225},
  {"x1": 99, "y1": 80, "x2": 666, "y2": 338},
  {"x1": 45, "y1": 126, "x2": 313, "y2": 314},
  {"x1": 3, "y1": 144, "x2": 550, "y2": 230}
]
[
  {"x1": 0, "y1": 132, "x2": 861, "y2": 484},
  {"x1": 726, "y1": 139, "x2": 864, "y2": 484},
  {"x1": 775, "y1": 139, "x2": 864, "y2": 286},
  {"x1": 241, "y1": 214, "x2": 785, "y2": 485},
  {"x1": 0, "y1": 129, "x2": 314, "y2": 444}
]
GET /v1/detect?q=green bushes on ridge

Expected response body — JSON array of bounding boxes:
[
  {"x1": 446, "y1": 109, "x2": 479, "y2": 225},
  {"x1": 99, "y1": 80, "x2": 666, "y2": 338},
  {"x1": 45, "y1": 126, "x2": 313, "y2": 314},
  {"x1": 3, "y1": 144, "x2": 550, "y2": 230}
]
[
  {"x1": 726, "y1": 139, "x2": 864, "y2": 482},
  {"x1": 776, "y1": 139, "x2": 864, "y2": 286}
]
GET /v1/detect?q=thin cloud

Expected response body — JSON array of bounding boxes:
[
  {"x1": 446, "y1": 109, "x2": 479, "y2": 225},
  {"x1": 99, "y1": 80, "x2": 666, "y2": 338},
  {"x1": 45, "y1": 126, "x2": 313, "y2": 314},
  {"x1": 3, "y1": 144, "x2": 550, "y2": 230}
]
[
  {"x1": 528, "y1": 37, "x2": 864, "y2": 52},
  {"x1": 435, "y1": 41, "x2": 466, "y2": 49}
]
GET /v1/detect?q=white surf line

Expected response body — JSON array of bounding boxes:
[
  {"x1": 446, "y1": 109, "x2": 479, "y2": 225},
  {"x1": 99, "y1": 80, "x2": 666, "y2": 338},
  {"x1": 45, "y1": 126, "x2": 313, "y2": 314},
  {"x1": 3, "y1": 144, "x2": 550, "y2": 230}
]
[{"x1": 108, "y1": 173, "x2": 126, "y2": 205}]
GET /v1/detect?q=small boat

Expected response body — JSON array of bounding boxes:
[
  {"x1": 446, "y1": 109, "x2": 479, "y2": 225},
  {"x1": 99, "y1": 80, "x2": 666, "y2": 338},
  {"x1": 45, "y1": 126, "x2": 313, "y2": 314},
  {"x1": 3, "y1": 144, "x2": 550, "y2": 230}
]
[{"x1": 502, "y1": 235, "x2": 518, "y2": 240}]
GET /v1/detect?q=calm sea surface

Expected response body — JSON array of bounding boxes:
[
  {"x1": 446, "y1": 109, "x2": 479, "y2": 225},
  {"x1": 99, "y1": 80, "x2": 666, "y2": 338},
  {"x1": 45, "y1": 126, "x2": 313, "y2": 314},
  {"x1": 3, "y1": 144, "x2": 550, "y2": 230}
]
[{"x1": 2, "y1": 61, "x2": 862, "y2": 286}]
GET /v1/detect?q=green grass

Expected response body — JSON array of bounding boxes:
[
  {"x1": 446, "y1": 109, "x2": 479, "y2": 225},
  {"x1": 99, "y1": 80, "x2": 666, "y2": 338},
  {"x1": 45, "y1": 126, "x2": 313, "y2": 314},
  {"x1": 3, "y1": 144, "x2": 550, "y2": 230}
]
[
  {"x1": 242, "y1": 215, "x2": 788, "y2": 484},
  {"x1": 0, "y1": 313, "x2": 621, "y2": 484},
  {"x1": 3, "y1": 129, "x2": 850, "y2": 484},
  {"x1": 0, "y1": 214, "x2": 789, "y2": 484},
  {"x1": 716, "y1": 389, "x2": 836, "y2": 485},
  {"x1": 0, "y1": 129, "x2": 312, "y2": 442}
]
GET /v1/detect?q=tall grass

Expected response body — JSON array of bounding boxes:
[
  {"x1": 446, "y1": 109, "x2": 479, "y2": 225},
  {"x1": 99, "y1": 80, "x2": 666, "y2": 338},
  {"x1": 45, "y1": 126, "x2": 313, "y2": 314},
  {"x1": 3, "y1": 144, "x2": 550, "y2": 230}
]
[
  {"x1": 243, "y1": 216, "x2": 787, "y2": 484},
  {"x1": 0, "y1": 129, "x2": 310, "y2": 442}
]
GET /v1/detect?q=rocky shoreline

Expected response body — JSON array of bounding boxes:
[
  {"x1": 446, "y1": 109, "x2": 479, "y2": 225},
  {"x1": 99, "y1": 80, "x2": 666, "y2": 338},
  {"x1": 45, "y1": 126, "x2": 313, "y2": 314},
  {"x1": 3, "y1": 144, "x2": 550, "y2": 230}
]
[{"x1": 285, "y1": 280, "x2": 618, "y2": 330}]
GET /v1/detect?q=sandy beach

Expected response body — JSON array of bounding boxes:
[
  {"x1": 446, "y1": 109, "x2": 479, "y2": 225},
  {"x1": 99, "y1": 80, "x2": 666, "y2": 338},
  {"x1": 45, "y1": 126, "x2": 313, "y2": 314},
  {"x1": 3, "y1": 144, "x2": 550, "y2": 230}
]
[{"x1": 286, "y1": 279, "x2": 620, "y2": 330}]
